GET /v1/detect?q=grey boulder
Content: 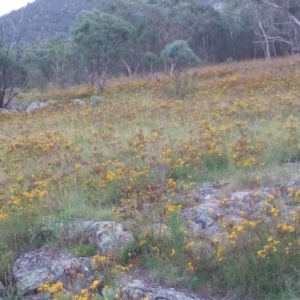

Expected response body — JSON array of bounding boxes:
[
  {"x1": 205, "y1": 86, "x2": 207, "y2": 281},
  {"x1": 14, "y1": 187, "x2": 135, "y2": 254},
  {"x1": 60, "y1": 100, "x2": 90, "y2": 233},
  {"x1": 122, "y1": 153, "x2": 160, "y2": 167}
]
[
  {"x1": 85, "y1": 221, "x2": 134, "y2": 255},
  {"x1": 26, "y1": 102, "x2": 48, "y2": 113},
  {"x1": 13, "y1": 249, "x2": 95, "y2": 296},
  {"x1": 121, "y1": 278, "x2": 202, "y2": 300},
  {"x1": 61, "y1": 221, "x2": 134, "y2": 255},
  {"x1": 73, "y1": 99, "x2": 85, "y2": 105}
]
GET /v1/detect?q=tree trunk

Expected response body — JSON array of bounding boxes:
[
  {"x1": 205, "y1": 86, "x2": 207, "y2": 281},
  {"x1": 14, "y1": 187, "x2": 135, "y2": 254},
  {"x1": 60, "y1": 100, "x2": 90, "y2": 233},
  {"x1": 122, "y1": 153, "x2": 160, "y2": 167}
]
[
  {"x1": 0, "y1": 91, "x2": 4, "y2": 109},
  {"x1": 258, "y1": 20, "x2": 271, "y2": 60},
  {"x1": 163, "y1": 60, "x2": 168, "y2": 73},
  {"x1": 97, "y1": 58, "x2": 110, "y2": 91},
  {"x1": 170, "y1": 62, "x2": 176, "y2": 76},
  {"x1": 133, "y1": 63, "x2": 140, "y2": 76},
  {"x1": 122, "y1": 58, "x2": 132, "y2": 77}
]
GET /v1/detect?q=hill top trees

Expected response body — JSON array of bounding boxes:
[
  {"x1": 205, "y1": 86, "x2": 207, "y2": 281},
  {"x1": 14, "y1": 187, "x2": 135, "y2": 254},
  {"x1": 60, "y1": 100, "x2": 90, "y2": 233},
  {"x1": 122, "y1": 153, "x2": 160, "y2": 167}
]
[{"x1": 2, "y1": 0, "x2": 300, "y2": 92}]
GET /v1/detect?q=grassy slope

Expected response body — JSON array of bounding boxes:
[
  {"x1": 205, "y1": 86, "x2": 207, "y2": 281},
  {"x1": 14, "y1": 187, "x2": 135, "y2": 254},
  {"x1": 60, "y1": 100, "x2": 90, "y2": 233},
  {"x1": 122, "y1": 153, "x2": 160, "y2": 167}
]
[{"x1": 1, "y1": 57, "x2": 300, "y2": 299}]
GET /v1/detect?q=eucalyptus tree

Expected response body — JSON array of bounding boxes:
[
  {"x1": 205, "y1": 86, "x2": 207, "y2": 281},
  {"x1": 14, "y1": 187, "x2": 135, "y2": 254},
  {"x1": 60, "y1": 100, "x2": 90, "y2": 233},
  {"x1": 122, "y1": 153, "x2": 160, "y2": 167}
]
[
  {"x1": 71, "y1": 10, "x2": 135, "y2": 89},
  {"x1": 253, "y1": 0, "x2": 300, "y2": 54},
  {"x1": 144, "y1": 0, "x2": 202, "y2": 49},
  {"x1": 25, "y1": 37, "x2": 71, "y2": 88},
  {"x1": 143, "y1": 51, "x2": 161, "y2": 74},
  {"x1": 232, "y1": 0, "x2": 300, "y2": 57},
  {"x1": 161, "y1": 40, "x2": 200, "y2": 75}
]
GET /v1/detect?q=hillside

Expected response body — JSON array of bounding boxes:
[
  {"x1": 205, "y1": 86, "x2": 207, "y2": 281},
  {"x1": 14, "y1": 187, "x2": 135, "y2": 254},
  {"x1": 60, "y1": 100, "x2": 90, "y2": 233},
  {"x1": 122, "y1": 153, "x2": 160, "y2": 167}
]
[
  {"x1": 2, "y1": 57, "x2": 300, "y2": 299},
  {"x1": 0, "y1": 0, "x2": 94, "y2": 44},
  {"x1": 0, "y1": 0, "x2": 224, "y2": 45}
]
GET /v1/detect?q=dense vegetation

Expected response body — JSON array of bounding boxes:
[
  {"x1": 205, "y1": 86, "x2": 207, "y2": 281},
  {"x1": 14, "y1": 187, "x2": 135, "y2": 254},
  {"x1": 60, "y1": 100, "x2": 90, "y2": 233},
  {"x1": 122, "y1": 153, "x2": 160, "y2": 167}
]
[{"x1": 0, "y1": 0, "x2": 299, "y2": 98}]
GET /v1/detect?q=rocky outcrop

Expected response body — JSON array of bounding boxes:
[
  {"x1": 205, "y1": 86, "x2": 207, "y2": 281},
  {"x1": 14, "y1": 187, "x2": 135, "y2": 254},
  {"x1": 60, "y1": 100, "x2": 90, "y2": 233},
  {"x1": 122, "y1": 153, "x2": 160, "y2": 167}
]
[
  {"x1": 60, "y1": 221, "x2": 134, "y2": 255},
  {"x1": 12, "y1": 174, "x2": 300, "y2": 299},
  {"x1": 73, "y1": 99, "x2": 85, "y2": 105},
  {"x1": 86, "y1": 221, "x2": 134, "y2": 254},
  {"x1": 120, "y1": 278, "x2": 202, "y2": 300},
  {"x1": 26, "y1": 101, "x2": 49, "y2": 113},
  {"x1": 13, "y1": 249, "x2": 96, "y2": 296}
]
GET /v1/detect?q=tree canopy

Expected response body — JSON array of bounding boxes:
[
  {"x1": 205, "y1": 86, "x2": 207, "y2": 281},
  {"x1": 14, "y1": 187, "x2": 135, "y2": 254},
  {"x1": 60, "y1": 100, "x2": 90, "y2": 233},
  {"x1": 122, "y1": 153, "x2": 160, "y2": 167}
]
[
  {"x1": 71, "y1": 10, "x2": 135, "y2": 88},
  {"x1": 161, "y1": 40, "x2": 200, "y2": 75},
  {"x1": 1, "y1": 0, "x2": 299, "y2": 91}
]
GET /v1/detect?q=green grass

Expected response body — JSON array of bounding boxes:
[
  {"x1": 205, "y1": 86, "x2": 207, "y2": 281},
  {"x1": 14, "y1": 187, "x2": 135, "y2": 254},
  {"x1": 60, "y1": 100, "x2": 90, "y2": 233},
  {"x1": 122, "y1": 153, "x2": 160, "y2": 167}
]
[{"x1": 2, "y1": 57, "x2": 300, "y2": 298}]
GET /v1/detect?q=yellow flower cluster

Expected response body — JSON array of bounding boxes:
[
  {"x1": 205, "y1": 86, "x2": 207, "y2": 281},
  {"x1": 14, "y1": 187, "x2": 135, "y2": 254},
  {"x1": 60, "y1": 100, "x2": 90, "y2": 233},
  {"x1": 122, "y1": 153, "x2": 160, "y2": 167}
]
[{"x1": 257, "y1": 237, "x2": 280, "y2": 258}]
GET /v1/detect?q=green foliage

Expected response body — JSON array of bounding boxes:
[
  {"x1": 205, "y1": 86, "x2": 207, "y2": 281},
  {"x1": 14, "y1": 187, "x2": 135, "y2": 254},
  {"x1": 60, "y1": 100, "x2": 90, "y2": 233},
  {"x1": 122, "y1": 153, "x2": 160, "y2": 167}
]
[
  {"x1": 71, "y1": 10, "x2": 135, "y2": 88},
  {"x1": 210, "y1": 220, "x2": 300, "y2": 299},
  {"x1": 122, "y1": 212, "x2": 190, "y2": 286},
  {"x1": 160, "y1": 73, "x2": 198, "y2": 99},
  {"x1": 1, "y1": 0, "x2": 285, "y2": 85},
  {"x1": 0, "y1": 280, "x2": 19, "y2": 300},
  {"x1": 90, "y1": 96, "x2": 106, "y2": 107},
  {"x1": 67, "y1": 244, "x2": 97, "y2": 257},
  {"x1": 161, "y1": 40, "x2": 200, "y2": 75},
  {"x1": 24, "y1": 37, "x2": 71, "y2": 88},
  {"x1": 143, "y1": 52, "x2": 161, "y2": 73}
]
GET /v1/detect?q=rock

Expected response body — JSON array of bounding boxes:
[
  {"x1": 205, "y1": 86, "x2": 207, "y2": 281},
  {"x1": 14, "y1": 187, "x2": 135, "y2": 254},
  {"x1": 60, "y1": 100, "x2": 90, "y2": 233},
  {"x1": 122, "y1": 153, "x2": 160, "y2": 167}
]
[
  {"x1": 88, "y1": 221, "x2": 134, "y2": 254},
  {"x1": 212, "y1": 180, "x2": 230, "y2": 188},
  {"x1": 231, "y1": 191, "x2": 253, "y2": 201},
  {"x1": 228, "y1": 191, "x2": 265, "y2": 217},
  {"x1": 0, "y1": 109, "x2": 10, "y2": 114},
  {"x1": 199, "y1": 181, "x2": 229, "y2": 190},
  {"x1": 121, "y1": 279, "x2": 149, "y2": 300},
  {"x1": 200, "y1": 182, "x2": 214, "y2": 189},
  {"x1": 194, "y1": 187, "x2": 221, "y2": 200},
  {"x1": 255, "y1": 188, "x2": 276, "y2": 201},
  {"x1": 13, "y1": 249, "x2": 96, "y2": 296},
  {"x1": 73, "y1": 99, "x2": 85, "y2": 105},
  {"x1": 182, "y1": 199, "x2": 222, "y2": 229},
  {"x1": 26, "y1": 101, "x2": 48, "y2": 113},
  {"x1": 195, "y1": 214, "x2": 214, "y2": 228},
  {"x1": 77, "y1": 257, "x2": 95, "y2": 271},
  {"x1": 120, "y1": 278, "x2": 201, "y2": 300},
  {"x1": 154, "y1": 288, "x2": 199, "y2": 300},
  {"x1": 282, "y1": 175, "x2": 300, "y2": 187},
  {"x1": 181, "y1": 199, "x2": 225, "y2": 239},
  {"x1": 6, "y1": 102, "x2": 24, "y2": 112},
  {"x1": 61, "y1": 221, "x2": 134, "y2": 255},
  {"x1": 90, "y1": 96, "x2": 106, "y2": 107},
  {"x1": 23, "y1": 293, "x2": 50, "y2": 300}
]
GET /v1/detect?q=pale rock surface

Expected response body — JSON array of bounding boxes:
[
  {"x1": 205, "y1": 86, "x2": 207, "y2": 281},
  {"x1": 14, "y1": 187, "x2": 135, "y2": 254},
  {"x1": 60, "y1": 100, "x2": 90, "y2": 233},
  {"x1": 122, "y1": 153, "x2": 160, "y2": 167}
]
[
  {"x1": 0, "y1": 109, "x2": 10, "y2": 114},
  {"x1": 120, "y1": 278, "x2": 203, "y2": 300},
  {"x1": 87, "y1": 221, "x2": 134, "y2": 254},
  {"x1": 60, "y1": 221, "x2": 134, "y2": 255},
  {"x1": 13, "y1": 249, "x2": 95, "y2": 296},
  {"x1": 73, "y1": 99, "x2": 85, "y2": 105},
  {"x1": 26, "y1": 101, "x2": 49, "y2": 113}
]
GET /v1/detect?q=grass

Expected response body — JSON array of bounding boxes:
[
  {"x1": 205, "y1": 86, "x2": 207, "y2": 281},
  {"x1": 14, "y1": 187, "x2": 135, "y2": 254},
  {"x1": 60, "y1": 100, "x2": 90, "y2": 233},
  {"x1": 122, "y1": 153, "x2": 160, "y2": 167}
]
[{"x1": 2, "y1": 56, "x2": 300, "y2": 299}]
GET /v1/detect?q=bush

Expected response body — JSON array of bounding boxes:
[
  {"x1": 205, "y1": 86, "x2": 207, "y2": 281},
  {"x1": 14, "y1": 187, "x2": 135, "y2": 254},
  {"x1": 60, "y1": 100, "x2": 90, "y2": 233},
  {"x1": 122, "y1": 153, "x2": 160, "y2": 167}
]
[{"x1": 90, "y1": 96, "x2": 106, "y2": 107}]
